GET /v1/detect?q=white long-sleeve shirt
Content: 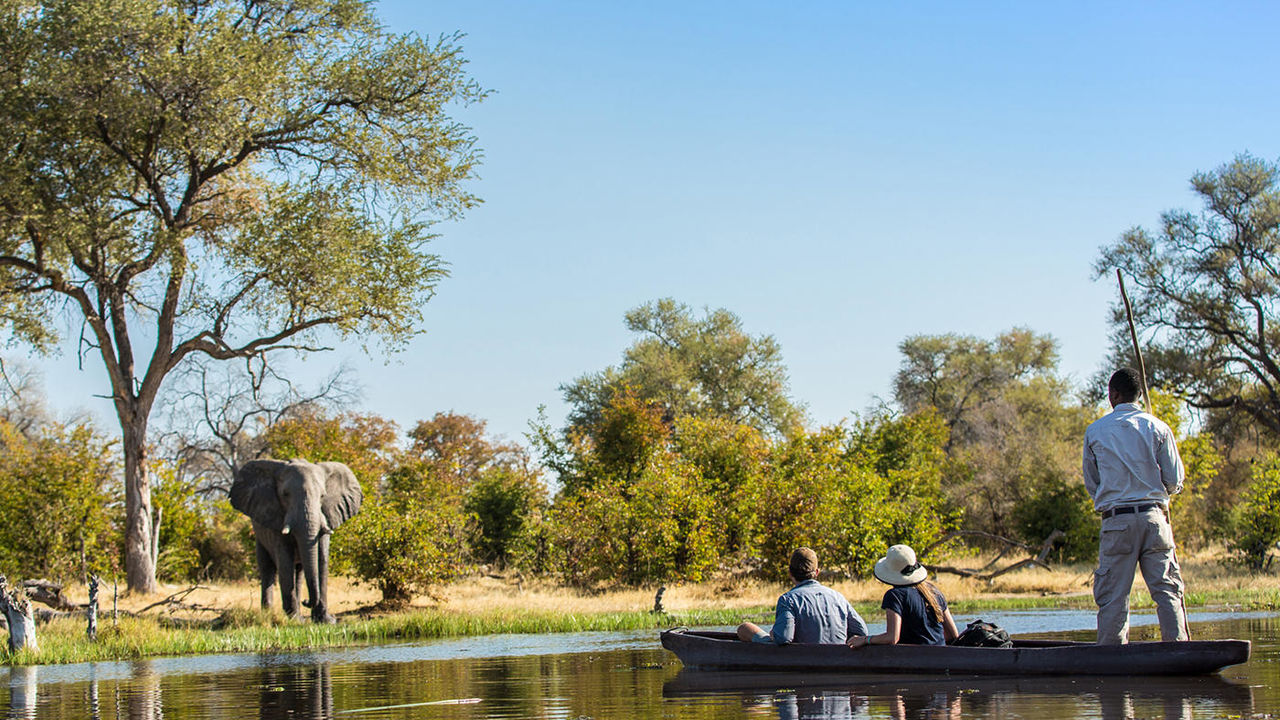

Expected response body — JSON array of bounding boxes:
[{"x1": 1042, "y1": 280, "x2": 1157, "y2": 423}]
[{"x1": 1082, "y1": 403, "x2": 1185, "y2": 513}]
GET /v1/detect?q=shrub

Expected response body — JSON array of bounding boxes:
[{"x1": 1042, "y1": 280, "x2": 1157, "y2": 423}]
[
  {"x1": 334, "y1": 492, "x2": 472, "y2": 605},
  {"x1": 1230, "y1": 455, "x2": 1280, "y2": 571},
  {"x1": 548, "y1": 451, "x2": 722, "y2": 586},
  {"x1": 1011, "y1": 473, "x2": 1098, "y2": 563},
  {"x1": 0, "y1": 419, "x2": 121, "y2": 581},
  {"x1": 464, "y1": 465, "x2": 548, "y2": 570}
]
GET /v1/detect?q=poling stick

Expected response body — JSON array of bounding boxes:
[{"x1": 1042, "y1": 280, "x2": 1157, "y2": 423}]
[{"x1": 1116, "y1": 269, "x2": 1152, "y2": 409}]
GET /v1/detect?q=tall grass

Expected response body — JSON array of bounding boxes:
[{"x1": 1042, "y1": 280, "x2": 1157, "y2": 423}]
[
  {"x1": 7, "y1": 548, "x2": 1276, "y2": 667},
  {"x1": 1, "y1": 606, "x2": 772, "y2": 666}
]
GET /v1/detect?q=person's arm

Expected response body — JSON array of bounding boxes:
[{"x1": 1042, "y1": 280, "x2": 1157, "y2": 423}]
[
  {"x1": 942, "y1": 609, "x2": 960, "y2": 643},
  {"x1": 846, "y1": 599, "x2": 869, "y2": 637},
  {"x1": 847, "y1": 610, "x2": 901, "y2": 648},
  {"x1": 1156, "y1": 426, "x2": 1185, "y2": 497},
  {"x1": 771, "y1": 596, "x2": 796, "y2": 645},
  {"x1": 1082, "y1": 435, "x2": 1100, "y2": 499}
]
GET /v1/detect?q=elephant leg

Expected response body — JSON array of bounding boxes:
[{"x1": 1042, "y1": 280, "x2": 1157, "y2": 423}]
[
  {"x1": 311, "y1": 534, "x2": 335, "y2": 623},
  {"x1": 293, "y1": 561, "x2": 306, "y2": 613},
  {"x1": 278, "y1": 545, "x2": 300, "y2": 618},
  {"x1": 256, "y1": 540, "x2": 277, "y2": 610}
]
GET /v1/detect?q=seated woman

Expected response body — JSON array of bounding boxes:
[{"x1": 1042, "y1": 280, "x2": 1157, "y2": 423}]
[{"x1": 846, "y1": 544, "x2": 959, "y2": 649}]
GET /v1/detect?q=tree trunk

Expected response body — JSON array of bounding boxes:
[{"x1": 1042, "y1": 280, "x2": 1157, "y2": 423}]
[
  {"x1": 122, "y1": 420, "x2": 158, "y2": 594},
  {"x1": 87, "y1": 576, "x2": 100, "y2": 641},
  {"x1": 0, "y1": 576, "x2": 38, "y2": 653}
]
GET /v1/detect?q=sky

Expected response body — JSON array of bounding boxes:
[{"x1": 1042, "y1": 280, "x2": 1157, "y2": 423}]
[{"x1": 34, "y1": 1, "x2": 1280, "y2": 446}]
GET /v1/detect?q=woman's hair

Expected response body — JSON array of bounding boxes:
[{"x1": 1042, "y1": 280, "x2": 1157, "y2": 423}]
[{"x1": 916, "y1": 580, "x2": 944, "y2": 622}]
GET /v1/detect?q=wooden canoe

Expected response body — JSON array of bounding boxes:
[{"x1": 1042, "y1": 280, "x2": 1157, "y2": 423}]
[{"x1": 660, "y1": 630, "x2": 1250, "y2": 676}]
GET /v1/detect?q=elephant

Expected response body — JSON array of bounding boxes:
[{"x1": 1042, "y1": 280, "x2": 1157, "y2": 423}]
[{"x1": 229, "y1": 459, "x2": 363, "y2": 623}]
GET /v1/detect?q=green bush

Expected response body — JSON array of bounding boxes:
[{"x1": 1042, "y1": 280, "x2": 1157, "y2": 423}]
[
  {"x1": 333, "y1": 491, "x2": 472, "y2": 604},
  {"x1": 1230, "y1": 455, "x2": 1280, "y2": 571},
  {"x1": 464, "y1": 465, "x2": 548, "y2": 569},
  {"x1": 1011, "y1": 473, "x2": 1098, "y2": 563},
  {"x1": 548, "y1": 451, "x2": 722, "y2": 586},
  {"x1": 758, "y1": 420, "x2": 957, "y2": 581},
  {"x1": 0, "y1": 420, "x2": 120, "y2": 581}
]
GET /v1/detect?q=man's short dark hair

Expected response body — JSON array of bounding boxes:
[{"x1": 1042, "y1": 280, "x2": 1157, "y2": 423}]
[
  {"x1": 1109, "y1": 368, "x2": 1142, "y2": 403},
  {"x1": 789, "y1": 547, "x2": 819, "y2": 581}
]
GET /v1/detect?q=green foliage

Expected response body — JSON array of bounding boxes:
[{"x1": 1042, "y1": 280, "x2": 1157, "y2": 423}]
[
  {"x1": 1011, "y1": 473, "x2": 1098, "y2": 563},
  {"x1": 464, "y1": 465, "x2": 548, "y2": 570},
  {"x1": 1097, "y1": 154, "x2": 1280, "y2": 438},
  {"x1": 0, "y1": 419, "x2": 120, "y2": 581},
  {"x1": 561, "y1": 299, "x2": 805, "y2": 440},
  {"x1": 334, "y1": 486, "x2": 472, "y2": 604},
  {"x1": 672, "y1": 415, "x2": 769, "y2": 556},
  {"x1": 548, "y1": 451, "x2": 722, "y2": 586},
  {"x1": 0, "y1": 0, "x2": 483, "y2": 590},
  {"x1": 536, "y1": 387, "x2": 671, "y2": 496},
  {"x1": 894, "y1": 329, "x2": 1092, "y2": 538},
  {"x1": 1230, "y1": 455, "x2": 1280, "y2": 571},
  {"x1": 151, "y1": 461, "x2": 206, "y2": 582},
  {"x1": 1146, "y1": 391, "x2": 1224, "y2": 548},
  {"x1": 758, "y1": 418, "x2": 958, "y2": 581},
  {"x1": 151, "y1": 461, "x2": 254, "y2": 582}
]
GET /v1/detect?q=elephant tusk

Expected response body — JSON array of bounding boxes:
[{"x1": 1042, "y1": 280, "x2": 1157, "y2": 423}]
[{"x1": 281, "y1": 522, "x2": 291, "y2": 535}]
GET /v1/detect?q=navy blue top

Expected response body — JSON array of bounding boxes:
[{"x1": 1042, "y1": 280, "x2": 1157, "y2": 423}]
[{"x1": 881, "y1": 585, "x2": 948, "y2": 646}]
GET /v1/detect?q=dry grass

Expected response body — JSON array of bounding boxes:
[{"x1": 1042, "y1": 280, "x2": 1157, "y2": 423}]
[
  {"x1": 10, "y1": 546, "x2": 1275, "y2": 665},
  {"x1": 52, "y1": 545, "x2": 1277, "y2": 623}
]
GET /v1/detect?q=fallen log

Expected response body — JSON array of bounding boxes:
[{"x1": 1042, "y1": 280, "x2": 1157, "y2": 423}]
[{"x1": 22, "y1": 580, "x2": 79, "y2": 612}]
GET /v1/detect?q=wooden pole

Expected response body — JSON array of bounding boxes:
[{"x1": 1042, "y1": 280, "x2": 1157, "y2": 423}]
[
  {"x1": 1116, "y1": 269, "x2": 1152, "y2": 409},
  {"x1": 1117, "y1": 269, "x2": 1189, "y2": 638}
]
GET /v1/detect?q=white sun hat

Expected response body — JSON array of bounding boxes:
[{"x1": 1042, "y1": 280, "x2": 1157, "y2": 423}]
[{"x1": 873, "y1": 544, "x2": 929, "y2": 586}]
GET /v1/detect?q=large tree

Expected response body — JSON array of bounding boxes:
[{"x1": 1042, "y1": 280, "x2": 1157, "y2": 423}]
[
  {"x1": 1096, "y1": 154, "x2": 1280, "y2": 437},
  {"x1": 561, "y1": 298, "x2": 805, "y2": 439},
  {"x1": 893, "y1": 328, "x2": 1091, "y2": 536},
  {"x1": 0, "y1": 0, "x2": 483, "y2": 592}
]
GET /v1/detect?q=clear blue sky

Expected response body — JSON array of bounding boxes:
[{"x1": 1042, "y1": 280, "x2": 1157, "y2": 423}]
[{"x1": 38, "y1": 1, "x2": 1280, "y2": 445}]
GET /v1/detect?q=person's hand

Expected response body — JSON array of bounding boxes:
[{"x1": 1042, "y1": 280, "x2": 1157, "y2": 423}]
[{"x1": 846, "y1": 635, "x2": 868, "y2": 649}]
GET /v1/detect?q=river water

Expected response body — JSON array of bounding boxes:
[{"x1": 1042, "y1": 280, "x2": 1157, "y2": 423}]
[{"x1": 4, "y1": 609, "x2": 1279, "y2": 719}]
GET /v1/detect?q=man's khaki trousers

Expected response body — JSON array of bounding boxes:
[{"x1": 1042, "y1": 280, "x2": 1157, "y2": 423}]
[{"x1": 1093, "y1": 508, "x2": 1188, "y2": 645}]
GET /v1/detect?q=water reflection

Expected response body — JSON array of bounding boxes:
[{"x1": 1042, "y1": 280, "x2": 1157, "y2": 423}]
[
  {"x1": 665, "y1": 671, "x2": 1256, "y2": 719},
  {"x1": 7, "y1": 666, "x2": 36, "y2": 719},
  {"x1": 2, "y1": 614, "x2": 1277, "y2": 719},
  {"x1": 253, "y1": 662, "x2": 331, "y2": 720}
]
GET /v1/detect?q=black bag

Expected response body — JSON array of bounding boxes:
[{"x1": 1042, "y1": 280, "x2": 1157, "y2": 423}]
[{"x1": 951, "y1": 619, "x2": 1012, "y2": 648}]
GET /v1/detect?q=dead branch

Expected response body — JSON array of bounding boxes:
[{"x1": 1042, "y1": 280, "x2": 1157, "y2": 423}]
[
  {"x1": 136, "y1": 585, "x2": 208, "y2": 614},
  {"x1": 926, "y1": 530, "x2": 1066, "y2": 582}
]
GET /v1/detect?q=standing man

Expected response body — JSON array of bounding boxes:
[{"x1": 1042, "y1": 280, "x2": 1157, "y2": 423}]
[
  {"x1": 1083, "y1": 367, "x2": 1189, "y2": 645},
  {"x1": 736, "y1": 547, "x2": 868, "y2": 644}
]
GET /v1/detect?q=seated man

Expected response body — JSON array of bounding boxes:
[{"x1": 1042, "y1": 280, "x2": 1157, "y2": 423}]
[{"x1": 737, "y1": 547, "x2": 868, "y2": 644}]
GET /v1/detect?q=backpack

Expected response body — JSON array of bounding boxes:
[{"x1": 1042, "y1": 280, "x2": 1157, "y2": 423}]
[{"x1": 951, "y1": 619, "x2": 1012, "y2": 648}]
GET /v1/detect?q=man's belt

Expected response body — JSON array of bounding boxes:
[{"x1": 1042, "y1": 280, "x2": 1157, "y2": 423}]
[{"x1": 1100, "y1": 503, "x2": 1161, "y2": 519}]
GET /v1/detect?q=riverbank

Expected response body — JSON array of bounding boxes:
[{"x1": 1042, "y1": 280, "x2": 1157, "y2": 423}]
[{"x1": 5, "y1": 548, "x2": 1277, "y2": 666}]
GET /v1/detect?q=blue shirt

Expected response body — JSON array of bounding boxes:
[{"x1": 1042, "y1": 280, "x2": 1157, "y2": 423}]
[
  {"x1": 770, "y1": 579, "x2": 868, "y2": 644},
  {"x1": 882, "y1": 585, "x2": 948, "y2": 646}
]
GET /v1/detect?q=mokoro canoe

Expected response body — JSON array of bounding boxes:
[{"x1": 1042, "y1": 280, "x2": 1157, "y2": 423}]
[{"x1": 660, "y1": 630, "x2": 1250, "y2": 676}]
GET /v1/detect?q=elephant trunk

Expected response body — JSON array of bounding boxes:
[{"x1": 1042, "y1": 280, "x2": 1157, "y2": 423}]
[{"x1": 292, "y1": 510, "x2": 331, "y2": 623}]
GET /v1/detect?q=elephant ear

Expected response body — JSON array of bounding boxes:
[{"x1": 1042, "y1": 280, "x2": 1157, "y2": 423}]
[
  {"x1": 230, "y1": 460, "x2": 285, "y2": 531},
  {"x1": 319, "y1": 462, "x2": 363, "y2": 530}
]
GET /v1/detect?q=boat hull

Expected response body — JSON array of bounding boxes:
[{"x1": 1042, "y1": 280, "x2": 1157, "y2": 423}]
[{"x1": 660, "y1": 630, "x2": 1250, "y2": 676}]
